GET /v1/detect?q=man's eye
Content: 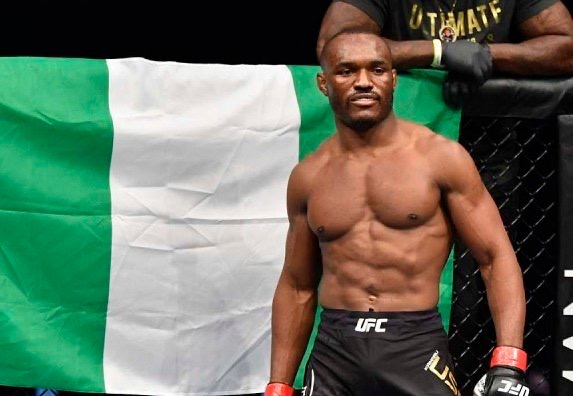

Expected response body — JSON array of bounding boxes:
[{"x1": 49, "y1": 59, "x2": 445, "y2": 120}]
[
  {"x1": 341, "y1": 69, "x2": 352, "y2": 75},
  {"x1": 373, "y1": 67, "x2": 384, "y2": 74}
]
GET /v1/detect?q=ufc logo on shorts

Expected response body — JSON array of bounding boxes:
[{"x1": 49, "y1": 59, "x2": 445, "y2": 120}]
[
  {"x1": 354, "y1": 318, "x2": 388, "y2": 332},
  {"x1": 497, "y1": 380, "x2": 529, "y2": 396}
]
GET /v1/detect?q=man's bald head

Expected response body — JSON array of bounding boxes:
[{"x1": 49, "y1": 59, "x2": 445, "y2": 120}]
[{"x1": 319, "y1": 28, "x2": 392, "y2": 71}]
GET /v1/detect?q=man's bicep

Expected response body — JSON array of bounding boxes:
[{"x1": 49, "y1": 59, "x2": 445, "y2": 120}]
[
  {"x1": 442, "y1": 145, "x2": 512, "y2": 264},
  {"x1": 317, "y1": 1, "x2": 381, "y2": 58},
  {"x1": 282, "y1": 162, "x2": 322, "y2": 289},
  {"x1": 447, "y1": 185, "x2": 511, "y2": 262},
  {"x1": 518, "y1": 1, "x2": 573, "y2": 38},
  {"x1": 335, "y1": 0, "x2": 386, "y2": 29},
  {"x1": 282, "y1": 215, "x2": 322, "y2": 291}
]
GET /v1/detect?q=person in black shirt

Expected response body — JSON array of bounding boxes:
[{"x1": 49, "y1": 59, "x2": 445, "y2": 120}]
[{"x1": 317, "y1": 0, "x2": 573, "y2": 107}]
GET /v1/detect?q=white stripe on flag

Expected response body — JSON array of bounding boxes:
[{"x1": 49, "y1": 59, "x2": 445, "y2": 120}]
[{"x1": 104, "y1": 58, "x2": 300, "y2": 395}]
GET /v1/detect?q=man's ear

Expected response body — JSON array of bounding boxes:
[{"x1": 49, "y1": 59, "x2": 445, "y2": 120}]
[
  {"x1": 392, "y1": 69, "x2": 397, "y2": 89},
  {"x1": 316, "y1": 73, "x2": 328, "y2": 96}
]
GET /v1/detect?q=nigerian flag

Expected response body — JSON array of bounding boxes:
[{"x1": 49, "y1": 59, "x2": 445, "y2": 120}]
[{"x1": 0, "y1": 58, "x2": 460, "y2": 395}]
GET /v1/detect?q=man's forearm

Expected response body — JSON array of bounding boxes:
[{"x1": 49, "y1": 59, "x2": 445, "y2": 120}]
[
  {"x1": 487, "y1": 289, "x2": 525, "y2": 348},
  {"x1": 490, "y1": 35, "x2": 573, "y2": 75},
  {"x1": 390, "y1": 35, "x2": 573, "y2": 76},
  {"x1": 269, "y1": 287, "x2": 318, "y2": 384},
  {"x1": 385, "y1": 39, "x2": 435, "y2": 70},
  {"x1": 482, "y1": 258, "x2": 526, "y2": 348}
]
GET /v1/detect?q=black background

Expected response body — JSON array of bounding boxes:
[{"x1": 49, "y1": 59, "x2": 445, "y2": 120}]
[
  {"x1": 0, "y1": 1, "x2": 331, "y2": 66},
  {"x1": 1, "y1": 0, "x2": 572, "y2": 66}
]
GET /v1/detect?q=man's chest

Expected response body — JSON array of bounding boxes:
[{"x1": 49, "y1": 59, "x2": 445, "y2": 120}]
[{"x1": 306, "y1": 158, "x2": 442, "y2": 238}]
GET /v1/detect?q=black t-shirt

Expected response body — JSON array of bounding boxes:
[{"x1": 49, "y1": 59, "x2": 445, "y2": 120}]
[{"x1": 337, "y1": 0, "x2": 558, "y2": 43}]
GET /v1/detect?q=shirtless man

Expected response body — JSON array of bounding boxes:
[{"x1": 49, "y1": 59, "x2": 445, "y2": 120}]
[{"x1": 265, "y1": 30, "x2": 527, "y2": 396}]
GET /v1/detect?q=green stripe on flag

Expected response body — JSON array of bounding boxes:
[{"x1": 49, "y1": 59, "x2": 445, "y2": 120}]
[
  {"x1": 0, "y1": 57, "x2": 112, "y2": 391},
  {"x1": 288, "y1": 66, "x2": 336, "y2": 160},
  {"x1": 289, "y1": 66, "x2": 460, "y2": 388},
  {"x1": 395, "y1": 69, "x2": 460, "y2": 141}
]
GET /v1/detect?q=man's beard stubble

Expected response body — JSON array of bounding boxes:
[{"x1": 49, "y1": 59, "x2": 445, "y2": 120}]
[{"x1": 338, "y1": 94, "x2": 394, "y2": 133}]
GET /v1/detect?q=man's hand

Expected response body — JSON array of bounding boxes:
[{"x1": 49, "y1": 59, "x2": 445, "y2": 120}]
[
  {"x1": 473, "y1": 346, "x2": 529, "y2": 396},
  {"x1": 442, "y1": 41, "x2": 493, "y2": 85},
  {"x1": 265, "y1": 382, "x2": 296, "y2": 396},
  {"x1": 442, "y1": 73, "x2": 480, "y2": 108}
]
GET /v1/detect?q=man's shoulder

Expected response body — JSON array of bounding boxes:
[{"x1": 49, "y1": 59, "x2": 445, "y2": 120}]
[
  {"x1": 401, "y1": 124, "x2": 479, "y2": 188},
  {"x1": 422, "y1": 128, "x2": 464, "y2": 156},
  {"x1": 418, "y1": 131, "x2": 475, "y2": 176},
  {"x1": 290, "y1": 138, "x2": 336, "y2": 182},
  {"x1": 302, "y1": 136, "x2": 338, "y2": 162},
  {"x1": 397, "y1": 118, "x2": 450, "y2": 141},
  {"x1": 397, "y1": 118, "x2": 463, "y2": 155}
]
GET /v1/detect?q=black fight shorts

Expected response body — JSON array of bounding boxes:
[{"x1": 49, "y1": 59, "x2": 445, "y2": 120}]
[{"x1": 302, "y1": 308, "x2": 460, "y2": 396}]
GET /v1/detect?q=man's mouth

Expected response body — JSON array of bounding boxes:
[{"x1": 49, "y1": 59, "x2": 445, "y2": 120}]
[{"x1": 350, "y1": 93, "x2": 380, "y2": 106}]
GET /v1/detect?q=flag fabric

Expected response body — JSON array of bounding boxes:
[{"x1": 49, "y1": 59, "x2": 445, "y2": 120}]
[{"x1": 0, "y1": 58, "x2": 460, "y2": 395}]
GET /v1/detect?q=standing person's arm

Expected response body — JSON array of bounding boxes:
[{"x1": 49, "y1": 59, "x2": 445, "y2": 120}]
[
  {"x1": 317, "y1": 1, "x2": 436, "y2": 69},
  {"x1": 318, "y1": 0, "x2": 573, "y2": 75},
  {"x1": 438, "y1": 140, "x2": 527, "y2": 394},
  {"x1": 490, "y1": 1, "x2": 573, "y2": 75},
  {"x1": 317, "y1": 1, "x2": 491, "y2": 82},
  {"x1": 266, "y1": 163, "x2": 322, "y2": 395}
]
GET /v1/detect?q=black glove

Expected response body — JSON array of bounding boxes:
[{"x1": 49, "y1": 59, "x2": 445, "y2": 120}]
[
  {"x1": 473, "y1": 346, "x2": 529, "y2": 396},
  {"x1": 442, "y1": 72, "x2": 480, "y2": 109},
  {"x1": 442, "y1": 40, "x2": 492, "y2": 85}
]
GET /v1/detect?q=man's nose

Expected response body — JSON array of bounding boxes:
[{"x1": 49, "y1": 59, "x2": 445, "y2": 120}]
[{"x1": 354, "y1": 69, "x2": 373, "y2": 88}]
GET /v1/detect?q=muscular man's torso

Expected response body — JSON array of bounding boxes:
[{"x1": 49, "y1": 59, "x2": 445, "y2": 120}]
[{"x1": 302, "y1": 120, "x2": 454, "y2": 311}]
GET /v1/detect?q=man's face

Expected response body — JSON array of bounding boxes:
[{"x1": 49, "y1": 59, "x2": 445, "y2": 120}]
[{"x1": 318, "y1": 33, "x2": 397, "y2": 132}]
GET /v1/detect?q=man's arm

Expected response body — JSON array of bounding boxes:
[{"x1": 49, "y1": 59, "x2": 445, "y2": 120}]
[
  {"x1": 317, "y1": 1, "x2": 434, "y2": 69},
  {"x1": 439, "y1": 141, "x2": 525, "y2": 347},
  {"x1": 317, "y1": 0, "x2": 491, "y2": 88},
  {"x1": 318, "y1": 0, "x2": 573, "y2": 76},
  {"x1": 438, "y1": 139, "x2": 529, "y2": 395},
  {"x1": 490, "y1": 1, "x2": 573, "y2": 75},
  {"x1": 268, "y1": 164, "x2": 322, "y2": 387}
]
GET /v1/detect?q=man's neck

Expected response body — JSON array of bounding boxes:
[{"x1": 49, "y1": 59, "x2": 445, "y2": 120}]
[{"x1": 336, "y1": 112, "x2": 401, "y2": 152}]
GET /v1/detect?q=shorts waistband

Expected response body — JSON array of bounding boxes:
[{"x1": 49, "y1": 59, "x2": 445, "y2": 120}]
[{"x1": 320, "y1": 307, "x2": 442, "y2": 331}]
